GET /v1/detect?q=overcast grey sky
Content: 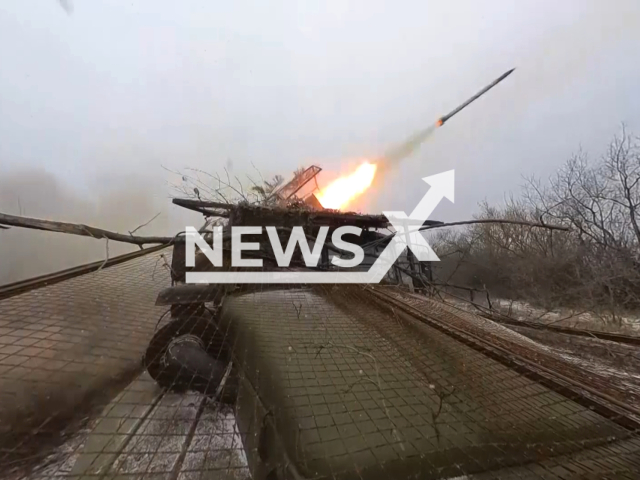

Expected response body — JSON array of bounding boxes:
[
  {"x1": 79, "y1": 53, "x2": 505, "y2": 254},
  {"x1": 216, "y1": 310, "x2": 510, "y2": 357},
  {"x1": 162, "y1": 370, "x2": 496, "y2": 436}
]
[{"x1": 1, "y1": 1, "x2": 640, "y2": 281}]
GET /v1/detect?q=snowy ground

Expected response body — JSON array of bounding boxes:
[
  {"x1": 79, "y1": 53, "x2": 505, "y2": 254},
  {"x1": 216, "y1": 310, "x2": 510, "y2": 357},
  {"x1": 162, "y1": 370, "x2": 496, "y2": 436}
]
[
  {"x1": 438, "y1": 292, "x2": 640, "y2": 403},
  {"x1": 492, "y1": 298, "x2": 640, "y2": 335},
  {"x1": 27, "y1": 372, "x2": 249, "y2": 480}
]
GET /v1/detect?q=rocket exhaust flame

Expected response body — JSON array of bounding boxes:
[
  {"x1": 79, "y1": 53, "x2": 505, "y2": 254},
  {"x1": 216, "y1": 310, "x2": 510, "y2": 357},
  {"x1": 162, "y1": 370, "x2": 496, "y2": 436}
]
[
  {"x1": 316, "y1": 162, "x2": 377, "y2": 210},
  {"x1": 317, "y1": 68, "x2": 515, "y2": 210}
]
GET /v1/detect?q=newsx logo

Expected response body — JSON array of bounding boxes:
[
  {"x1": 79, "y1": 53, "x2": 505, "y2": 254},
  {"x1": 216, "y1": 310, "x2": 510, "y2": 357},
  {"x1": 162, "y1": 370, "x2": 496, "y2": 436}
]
[
  {"x1": 186, "y1": 225, "x2": 366, "y2": 269},
  {"x1": 184, "y1": 170, "x2": 454, "y2": 284}
]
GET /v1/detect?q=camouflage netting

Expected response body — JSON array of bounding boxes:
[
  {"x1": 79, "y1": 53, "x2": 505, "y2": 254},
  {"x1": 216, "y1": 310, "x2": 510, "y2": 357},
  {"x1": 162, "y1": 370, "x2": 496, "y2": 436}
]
[
  {"x1": 0, "y1": 249, "x2": 639, "y2": 479},
  {"x1": 220, "y1": 286, "x2": 638, "y2": 479}
]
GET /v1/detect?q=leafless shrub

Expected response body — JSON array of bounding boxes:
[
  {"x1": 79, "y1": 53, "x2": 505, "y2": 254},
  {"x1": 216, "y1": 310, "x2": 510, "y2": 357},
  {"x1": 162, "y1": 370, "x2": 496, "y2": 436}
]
[
  {"x1": 432, "y1": 126, "x2": 640, "y2": 320},
  {"x1": 165, "y1": 165, "x2": 308, "y2": 207}
]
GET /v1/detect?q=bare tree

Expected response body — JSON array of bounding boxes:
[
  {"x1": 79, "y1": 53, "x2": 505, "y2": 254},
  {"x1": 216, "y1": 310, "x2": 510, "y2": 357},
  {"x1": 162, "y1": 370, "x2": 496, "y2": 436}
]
[{"x1": 430, "y1": 126, "x2": 640, "y2": 320}]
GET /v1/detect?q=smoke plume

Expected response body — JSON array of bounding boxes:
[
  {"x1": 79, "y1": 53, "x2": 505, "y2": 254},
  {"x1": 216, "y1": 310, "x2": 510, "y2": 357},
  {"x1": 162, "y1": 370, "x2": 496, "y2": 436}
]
[{"x1": 0, "y1": 169, "x2": 197, "y2": 285}]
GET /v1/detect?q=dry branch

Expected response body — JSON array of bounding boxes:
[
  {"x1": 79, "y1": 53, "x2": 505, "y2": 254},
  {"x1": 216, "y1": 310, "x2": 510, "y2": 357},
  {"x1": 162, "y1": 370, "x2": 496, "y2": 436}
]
[
  {"x1": 0, "y1": 212, "x2": 173, "y2": 246},
  {"x1": 128, "y1": 212, "x2": 162, "y2": 250},
  {"x1": 171, "y1": 199, "x2": 230, "y2": 217},
  {"x1": 97, "y1": 238, "x2": 110, "y2": 271},
  {"x1": 361, "y1": 218, "x2": 569, "y2": 252},
  {"x1": 419, "y1": 219, "x2": 570, "y2": 232},
  {"x1": 129, "y1": 212, "x2": 161, "y2": 235},
  {"x1": 172, "y1": 198, "x2": 235, "y2": 210}
]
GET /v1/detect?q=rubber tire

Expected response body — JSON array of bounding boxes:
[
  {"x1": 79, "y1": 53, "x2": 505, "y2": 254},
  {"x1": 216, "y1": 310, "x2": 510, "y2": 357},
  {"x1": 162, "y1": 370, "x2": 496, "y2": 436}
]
[{"x1": 143, "y1": 313, "x2": 237, "y2": 403}]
